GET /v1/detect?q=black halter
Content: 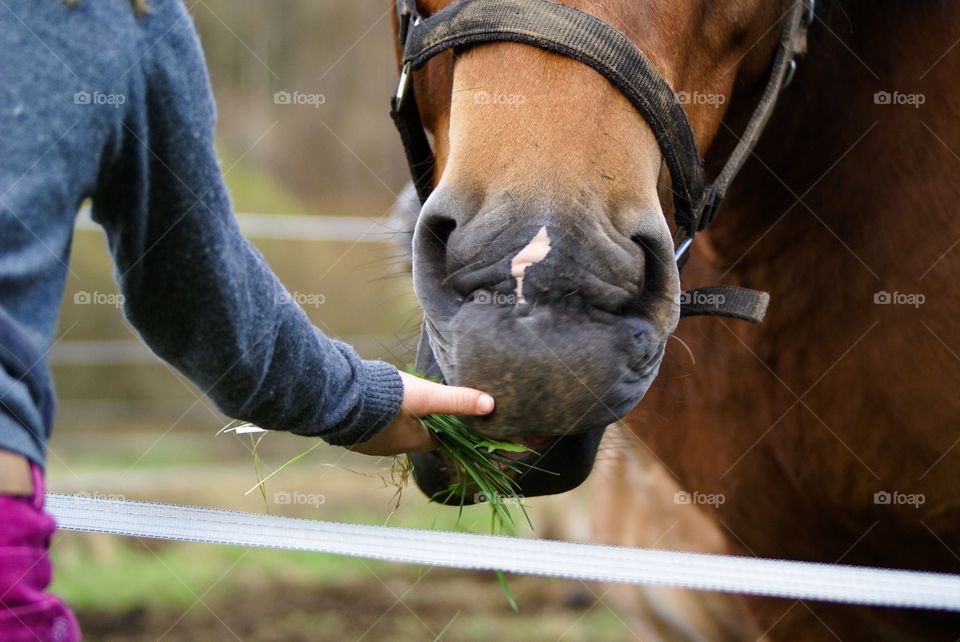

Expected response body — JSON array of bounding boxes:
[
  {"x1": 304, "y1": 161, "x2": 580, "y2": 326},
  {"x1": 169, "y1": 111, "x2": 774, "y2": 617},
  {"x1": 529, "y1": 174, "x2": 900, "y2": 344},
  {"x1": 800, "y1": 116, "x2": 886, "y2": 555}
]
[{"x1": 391, "y1": 0, "x2": 814, "y2": 324}]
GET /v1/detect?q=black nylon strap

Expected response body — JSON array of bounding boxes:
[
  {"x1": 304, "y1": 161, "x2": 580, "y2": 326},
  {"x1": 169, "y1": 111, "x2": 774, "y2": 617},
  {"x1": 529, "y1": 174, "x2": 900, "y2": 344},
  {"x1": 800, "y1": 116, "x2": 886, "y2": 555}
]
[
  {"x1": 693, "y1": 0, "x2": 810, "y2": 234},
  {"x1": 390, "y1": 83, "x2": 436, "y2": 204},
  {"x1": 679, "y1": 285, "x2": 769, "y2": 324},
  {"x1": 400, "y1": 0, "x2": 706, "y2": 234}
]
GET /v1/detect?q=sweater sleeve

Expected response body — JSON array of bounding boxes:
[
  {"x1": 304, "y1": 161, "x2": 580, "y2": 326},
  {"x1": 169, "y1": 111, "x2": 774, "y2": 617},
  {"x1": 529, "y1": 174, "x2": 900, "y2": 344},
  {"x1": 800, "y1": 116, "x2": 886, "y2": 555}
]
[{"x1": 88, "y1": 1, "x2": 402, "y2": 446}]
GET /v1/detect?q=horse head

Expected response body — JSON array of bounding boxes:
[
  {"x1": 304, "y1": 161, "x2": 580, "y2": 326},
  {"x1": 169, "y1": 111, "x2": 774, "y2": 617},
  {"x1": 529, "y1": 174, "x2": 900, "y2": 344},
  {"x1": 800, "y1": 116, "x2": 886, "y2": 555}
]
[{"x1": 393, "y1": 0, "x2": 802, "y2": 499}]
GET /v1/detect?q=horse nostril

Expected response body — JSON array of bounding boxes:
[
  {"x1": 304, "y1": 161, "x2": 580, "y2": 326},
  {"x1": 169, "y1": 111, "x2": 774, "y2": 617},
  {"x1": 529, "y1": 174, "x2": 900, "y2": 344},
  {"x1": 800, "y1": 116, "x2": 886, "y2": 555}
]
[
  {"x1": 419, "y1": 216, "x2": 456, "y2": 261},
  {"x1": 413, "y1": 213, "x2": 457, "y2": 282},
  {"x1": 413, "y1": 212, "x2": 462, "y2": 322},
  {"x1": 631, "y1": 232, "x2": 680, "y2": 304},
  {"x1": 624, "y1": 317, "x2": 663, "y2": 370}
]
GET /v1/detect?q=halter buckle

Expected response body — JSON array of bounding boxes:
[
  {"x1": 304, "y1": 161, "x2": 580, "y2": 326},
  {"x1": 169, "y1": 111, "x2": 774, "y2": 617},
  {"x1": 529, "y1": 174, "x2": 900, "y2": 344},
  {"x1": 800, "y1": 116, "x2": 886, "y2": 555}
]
[
  {"x1": 393, "y1": 0, "x2": 421, "y2": 111},
  {"x1": 782, "y1": 58, "x2": 798, "y2": 89},
  {"x1": 674, "y1": 233, "x2": 694, "y2": 268},
  {"x1": 394, "y1": 63, "x2": 413, "y2": 111},
  {"x1": 696, "y1": 190, "x2": 722, "y2": 232}
]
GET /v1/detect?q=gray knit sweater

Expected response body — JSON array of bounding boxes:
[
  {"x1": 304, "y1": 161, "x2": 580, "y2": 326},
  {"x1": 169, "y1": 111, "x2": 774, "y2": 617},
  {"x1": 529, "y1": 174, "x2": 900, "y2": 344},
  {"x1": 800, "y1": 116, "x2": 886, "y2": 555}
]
[{"x1": 0, "y1": 0, "x2": 404, "y2": 466}]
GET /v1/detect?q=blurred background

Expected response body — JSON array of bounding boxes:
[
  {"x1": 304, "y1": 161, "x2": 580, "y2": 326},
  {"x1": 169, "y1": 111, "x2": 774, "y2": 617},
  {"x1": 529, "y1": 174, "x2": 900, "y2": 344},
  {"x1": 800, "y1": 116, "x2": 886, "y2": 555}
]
[{"x1": 45, "y1": 2, "x2": 653, "y2": 640}]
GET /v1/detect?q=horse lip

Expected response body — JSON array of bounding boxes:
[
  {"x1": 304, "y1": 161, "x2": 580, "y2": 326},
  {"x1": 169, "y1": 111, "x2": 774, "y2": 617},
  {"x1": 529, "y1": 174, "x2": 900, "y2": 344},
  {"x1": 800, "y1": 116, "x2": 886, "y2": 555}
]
[
  {"x1": 410, "y1": 428, "x2": 606, "y2": 503},
  {"x1": 516, "y1": 435, "x2": 554, "y2": 450},
  {"x1": 497, "y1": 435, "x2": 557, "y2": 462}
]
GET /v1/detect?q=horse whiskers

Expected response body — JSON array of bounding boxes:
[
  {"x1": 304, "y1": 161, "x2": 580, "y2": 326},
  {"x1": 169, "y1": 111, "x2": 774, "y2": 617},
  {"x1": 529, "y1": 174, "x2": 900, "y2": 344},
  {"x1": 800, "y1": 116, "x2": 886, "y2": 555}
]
[
  {"x1": 364, "y1": 253, "x2": 415, "y2": 266},
  {"x1": 372, "y1": 295, "x2": 419, "y2": 311},
  {"x1": 352, "y1": 255, "x2": 410, "y2": 270},
  {"x1": 440, "y1": 261, "x2": 485, "y2": 287},
  {"x1": 596, "y1": 437, "x2": 646, "y2": 455},
  {"x1": 668, "y1": 333, "x2": 696, "y2": 366}
]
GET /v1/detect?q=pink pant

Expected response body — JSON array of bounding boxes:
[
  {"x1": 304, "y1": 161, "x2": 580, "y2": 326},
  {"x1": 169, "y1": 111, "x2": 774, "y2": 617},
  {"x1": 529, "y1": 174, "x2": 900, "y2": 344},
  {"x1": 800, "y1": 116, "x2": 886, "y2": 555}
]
[{"x1": 0, "y1": 464, "x2": 80, "y2": 641}]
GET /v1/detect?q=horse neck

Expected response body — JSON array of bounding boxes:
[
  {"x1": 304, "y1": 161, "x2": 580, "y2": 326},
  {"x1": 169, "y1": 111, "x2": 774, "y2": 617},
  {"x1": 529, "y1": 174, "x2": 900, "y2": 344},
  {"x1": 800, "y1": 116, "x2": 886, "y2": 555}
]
[{"x1": 705, "y1": 1, "x2": 960, "y2": 304}]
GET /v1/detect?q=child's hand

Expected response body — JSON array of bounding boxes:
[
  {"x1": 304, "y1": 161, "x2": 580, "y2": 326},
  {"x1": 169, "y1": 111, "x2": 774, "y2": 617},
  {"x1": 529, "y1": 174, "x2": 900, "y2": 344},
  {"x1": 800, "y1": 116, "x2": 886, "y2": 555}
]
[{"x1": 348, "y1": 371, "x2": 495, "y2": 456}]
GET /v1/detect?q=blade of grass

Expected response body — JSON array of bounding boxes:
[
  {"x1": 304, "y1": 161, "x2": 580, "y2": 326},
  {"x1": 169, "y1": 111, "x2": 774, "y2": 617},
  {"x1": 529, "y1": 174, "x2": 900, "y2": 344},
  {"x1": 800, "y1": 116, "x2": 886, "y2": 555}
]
[
  {"x1": 243, "y1": 439, "x2": 323, "y2": 496},
  {"x1": 250, "y1": 432, "x2": 270, "y2": 512},
  {"x1": 496, "y1": 571, "x2": 519, "y2": 612},
  {"x1": 433, "y1": 608, "x2": 462, "y2": 640}
]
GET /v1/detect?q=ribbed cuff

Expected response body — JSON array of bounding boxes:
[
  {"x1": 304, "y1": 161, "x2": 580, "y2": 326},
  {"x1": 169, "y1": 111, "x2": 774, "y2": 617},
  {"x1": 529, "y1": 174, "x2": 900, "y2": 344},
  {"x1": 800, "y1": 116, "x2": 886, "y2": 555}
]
[{"x1": 324, "y1": 360, "x2": 404, "y2": 447}]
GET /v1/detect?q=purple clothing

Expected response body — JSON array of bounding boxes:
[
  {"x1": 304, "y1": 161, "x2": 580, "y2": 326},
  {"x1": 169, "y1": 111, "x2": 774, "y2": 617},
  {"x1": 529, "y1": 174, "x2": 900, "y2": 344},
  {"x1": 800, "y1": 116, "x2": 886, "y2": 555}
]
[{"x1": 0, "y1": 465, "x2": 80, "y2": 641}]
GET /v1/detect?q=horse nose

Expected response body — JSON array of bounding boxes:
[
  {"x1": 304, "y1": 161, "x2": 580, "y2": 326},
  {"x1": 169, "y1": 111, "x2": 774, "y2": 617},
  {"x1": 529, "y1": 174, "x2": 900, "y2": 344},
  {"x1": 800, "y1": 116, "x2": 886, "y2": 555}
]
[
  {"x1": 412, "y1": 189, "x2": 680, "y2": 320},
  {"x1": 411, "y1": 191, "x2": 678, "y2": 439},
  {"x1": 412, "y1": 189, "x2": 678, "y2": 321},
  {"x1": 440, "y1": 214, "x2": 648, "y2": 315}
]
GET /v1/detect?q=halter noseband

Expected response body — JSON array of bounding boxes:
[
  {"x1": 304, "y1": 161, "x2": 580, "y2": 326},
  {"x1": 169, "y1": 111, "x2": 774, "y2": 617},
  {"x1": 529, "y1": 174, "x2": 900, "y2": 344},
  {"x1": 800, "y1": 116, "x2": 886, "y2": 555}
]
[{"x1": 391, "y1": 0, "x2": 814, "y2": 324}]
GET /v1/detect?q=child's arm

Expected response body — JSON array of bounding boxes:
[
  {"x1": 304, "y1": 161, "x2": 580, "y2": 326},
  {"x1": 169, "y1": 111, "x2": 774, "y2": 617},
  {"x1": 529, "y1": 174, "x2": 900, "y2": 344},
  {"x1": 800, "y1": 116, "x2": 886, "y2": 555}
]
[{"x1": 86, "y1": 1, "x2": 470, "y2": 448}]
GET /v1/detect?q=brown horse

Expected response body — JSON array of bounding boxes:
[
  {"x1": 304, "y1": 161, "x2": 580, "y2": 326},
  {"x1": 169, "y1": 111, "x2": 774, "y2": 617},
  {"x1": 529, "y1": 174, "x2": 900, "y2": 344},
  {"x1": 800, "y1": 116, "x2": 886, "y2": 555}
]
[{"x1": 392, "y1": 1, "x2": 960, "y2": 638}]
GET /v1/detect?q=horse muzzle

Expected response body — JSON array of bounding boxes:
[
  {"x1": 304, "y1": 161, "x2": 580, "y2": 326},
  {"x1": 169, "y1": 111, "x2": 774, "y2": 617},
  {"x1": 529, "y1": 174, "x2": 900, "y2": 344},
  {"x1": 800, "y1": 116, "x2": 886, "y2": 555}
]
[
  {"x1": 411, "y1": 427, "x2": 606, "y2": 502},
  {"x1": 412, "y1": 191, "x2": 679, "y2": 441}
]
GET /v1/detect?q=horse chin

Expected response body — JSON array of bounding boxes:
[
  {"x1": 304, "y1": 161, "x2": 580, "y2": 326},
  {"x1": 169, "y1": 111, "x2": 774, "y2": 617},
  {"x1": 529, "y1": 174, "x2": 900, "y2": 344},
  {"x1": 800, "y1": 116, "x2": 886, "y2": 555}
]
[
  {"x1": 409, "y1": 285, "x2": 670, "y2": 501},
  {"x1": 422, "y1": 299, "x2": 669, "y2": 439},
  {"x1": 411, "y1": 428, "x2": 605, "y2": 502}
]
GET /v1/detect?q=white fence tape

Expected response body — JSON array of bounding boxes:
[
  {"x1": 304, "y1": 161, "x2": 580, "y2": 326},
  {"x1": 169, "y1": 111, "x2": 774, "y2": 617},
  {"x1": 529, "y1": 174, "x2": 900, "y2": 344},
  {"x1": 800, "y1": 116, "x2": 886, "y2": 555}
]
[{"x1": 47, "y1": 493, "x2": 960, "y2": 612}]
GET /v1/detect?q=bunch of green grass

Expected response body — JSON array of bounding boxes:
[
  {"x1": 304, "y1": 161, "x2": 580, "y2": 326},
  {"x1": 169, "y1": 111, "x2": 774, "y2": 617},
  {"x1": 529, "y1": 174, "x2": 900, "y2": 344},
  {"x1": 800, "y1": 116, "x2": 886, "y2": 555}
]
[
  {"x1": 420, "y1": 411, "x2": 537, "y2": 535},
  {"x1": 419, "y1": 411, "x2": 547, "y2": 612},
  {"x1": 412, "y1": 373, "x2": 559, "y2": 612}
]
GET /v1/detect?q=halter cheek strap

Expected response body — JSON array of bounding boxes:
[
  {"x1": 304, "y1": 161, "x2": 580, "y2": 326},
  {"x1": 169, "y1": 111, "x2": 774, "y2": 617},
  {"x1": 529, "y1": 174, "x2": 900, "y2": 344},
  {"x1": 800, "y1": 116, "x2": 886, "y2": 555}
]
[{"x1": 391, "y1": 0, "x2": 814, "y2": 324}]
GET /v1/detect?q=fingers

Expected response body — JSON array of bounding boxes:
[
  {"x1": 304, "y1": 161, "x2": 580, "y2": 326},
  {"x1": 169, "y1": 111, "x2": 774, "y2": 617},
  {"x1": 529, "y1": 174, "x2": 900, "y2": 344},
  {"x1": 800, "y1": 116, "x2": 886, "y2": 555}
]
[
  {"x1": 425, "y1": 383, "x2": 494, "y2": 416},
  {"x1": 347, "y1": 371, "x2": 494, "y2": 457},
  {"x1": 407, "y1": 417, "x2": 441, "y2": 453},
  {"x1": 348, "y1": 414, "x2": 438, "y2": 456},
  {"x1": 399, "y1": 372, "x2": 495, "y2": 417}
]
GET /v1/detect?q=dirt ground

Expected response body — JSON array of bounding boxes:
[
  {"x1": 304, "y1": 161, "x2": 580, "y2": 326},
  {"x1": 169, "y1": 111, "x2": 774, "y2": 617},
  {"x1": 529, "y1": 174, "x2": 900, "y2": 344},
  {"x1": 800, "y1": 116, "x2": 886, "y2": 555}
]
[{"x1": 76, "y1": 571, "x2": 635, "y2": 642}]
